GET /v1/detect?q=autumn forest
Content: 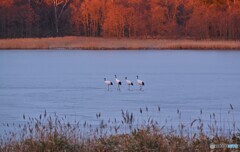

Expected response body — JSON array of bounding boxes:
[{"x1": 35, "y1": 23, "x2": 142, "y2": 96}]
[{"x1": 0, "y1": 0, "x2": 240, "y2": 39}]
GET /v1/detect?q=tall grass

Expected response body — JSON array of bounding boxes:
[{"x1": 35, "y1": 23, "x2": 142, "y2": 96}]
[
  {"x1": 0, "y1": 104, "x2": 239, "y2": 152},
  {"x1": 0, "y1": 36, "x2": 240, "y2": 50}
]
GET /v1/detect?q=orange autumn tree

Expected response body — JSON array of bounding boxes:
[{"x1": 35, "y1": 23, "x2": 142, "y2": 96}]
[
  {"x1": 103, "y1": 1, "x2": 127, "y2": 37},
  {"x1": 81, "y1": 0, "x2": 106, "y2": 36},
  {"x1": 0, "y1": 0, "x2": 240, "y2": 39},
  {"x1": 126, "y1": 0, "x2": 151, "y2": 38},
  {"x1": 0, "y1": 0, "x2": 14, "y2": 7},
  {"x1": 70, "y1": 0, "x2": 83, "y2": 35},
  {"x1": 149, "y1": 0, "x2": 177, "y2": 38},
  {"x1": 185, "y1": 0, "x2": 240, "y2": 39}
]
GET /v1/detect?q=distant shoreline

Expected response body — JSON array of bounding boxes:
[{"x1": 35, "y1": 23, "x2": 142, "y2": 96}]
[{"x1": 0, "y1": 36, "x2": 240, "y2": 50}]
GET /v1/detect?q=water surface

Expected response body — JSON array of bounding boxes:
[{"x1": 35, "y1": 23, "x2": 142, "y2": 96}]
[{"x1": 0, "y1": 50, "x2": 240, "y2": 132}]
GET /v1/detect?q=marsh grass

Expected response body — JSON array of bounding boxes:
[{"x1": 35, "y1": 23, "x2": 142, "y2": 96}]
[
  {"x1": 0, "y1": 36, "x2": 240, "y2": 50},
  {"x1": 0, "y1": 104, "x2": 240, "y2": 152}
]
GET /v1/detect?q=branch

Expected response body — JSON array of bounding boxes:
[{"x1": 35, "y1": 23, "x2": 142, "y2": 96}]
[{"x1": 58, "y1": 0, "x2": 71, "y2": 19}]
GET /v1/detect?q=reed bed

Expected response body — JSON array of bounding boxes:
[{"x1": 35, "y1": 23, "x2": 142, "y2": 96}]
[
  {"x1": 0, "y1": 104, "x2": 239, "y2": 152},
  {"x1": 0, "y1": 36, "x2": 240, "y2": 50}
]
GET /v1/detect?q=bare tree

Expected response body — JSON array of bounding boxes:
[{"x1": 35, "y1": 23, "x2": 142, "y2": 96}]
[{"x1": 51, "y1": 0, "x2": 71, "y2": 35}]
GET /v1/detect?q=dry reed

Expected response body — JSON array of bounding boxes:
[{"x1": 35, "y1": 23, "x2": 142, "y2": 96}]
[
  {"x1": 0, "y1": 36, "x2": 240, "y2": 50},
  {"x1": 0, "y1": 105, "x2": 239, "y2": 152}
]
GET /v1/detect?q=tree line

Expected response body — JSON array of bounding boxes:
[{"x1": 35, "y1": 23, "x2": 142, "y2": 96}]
[{"x1": 0, "y1": 0, "x2": 240, "y2": 39}]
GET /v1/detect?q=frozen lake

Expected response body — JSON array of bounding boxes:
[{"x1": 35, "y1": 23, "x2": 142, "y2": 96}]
[{"x1": 0, "y1": 50, "x2": 240, "y2": 133}]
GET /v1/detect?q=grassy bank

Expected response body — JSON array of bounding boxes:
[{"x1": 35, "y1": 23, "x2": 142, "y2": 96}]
[
  {"x1": 1, "y1": 106, "x2": 239, "y2": 152},
  {"x1": 0, "y1": 37, "x2": 240, "y2": 50}
]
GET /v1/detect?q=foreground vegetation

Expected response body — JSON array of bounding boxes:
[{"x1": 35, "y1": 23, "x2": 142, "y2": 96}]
[
  {"x1": 1, "y1": 36, "x2": 240, "y2": 50},
  {"x1": 0, "y1": 105, "x2": 239, "y2": 152}
]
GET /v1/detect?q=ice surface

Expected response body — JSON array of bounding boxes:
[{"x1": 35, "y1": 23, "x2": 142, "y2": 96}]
[{"x1": 0, "y1": 50, "x2": 240, "y2": 133}]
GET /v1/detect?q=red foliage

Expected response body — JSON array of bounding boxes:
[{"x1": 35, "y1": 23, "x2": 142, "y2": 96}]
[{"x1": 0, "y1": 0, "x2": 240, "y2": 39}]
